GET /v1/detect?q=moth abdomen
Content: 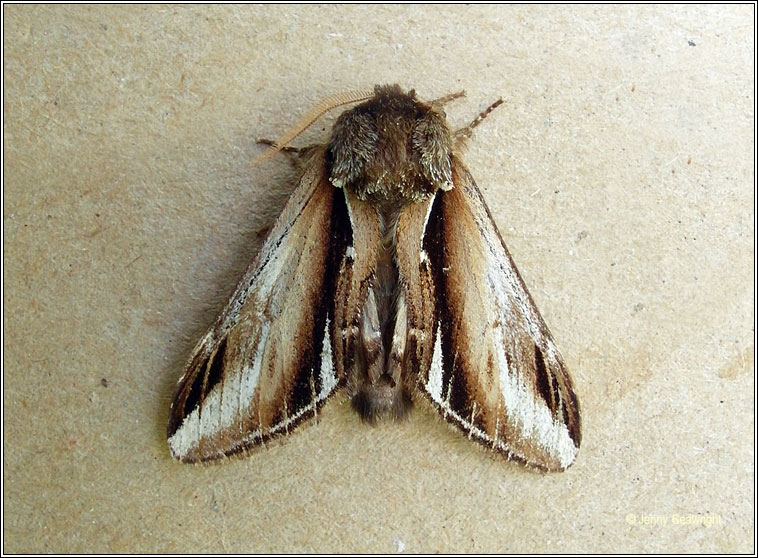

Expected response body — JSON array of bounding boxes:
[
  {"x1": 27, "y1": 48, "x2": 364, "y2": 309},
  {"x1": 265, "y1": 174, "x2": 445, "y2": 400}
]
[{"x1": 350, "y1": 381, "x2": 414, "y2": 423}]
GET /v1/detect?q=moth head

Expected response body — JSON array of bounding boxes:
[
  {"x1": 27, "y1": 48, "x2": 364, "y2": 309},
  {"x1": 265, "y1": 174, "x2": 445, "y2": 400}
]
[{"x1": 328, "y1": 84, "x2": 454, "y2": 201}]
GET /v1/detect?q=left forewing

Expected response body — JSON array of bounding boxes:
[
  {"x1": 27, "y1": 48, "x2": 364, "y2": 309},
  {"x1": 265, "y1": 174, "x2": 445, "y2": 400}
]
[
  {"x1": 419, "y1": 158, "x2": 581, "y2": 471},
  {"x1": 168, "y1": 148, "x2": 351, "y2": 462}
]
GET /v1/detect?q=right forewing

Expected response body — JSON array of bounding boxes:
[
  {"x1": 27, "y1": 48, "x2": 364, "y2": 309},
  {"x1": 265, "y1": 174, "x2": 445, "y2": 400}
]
[{"x1": 418, "y1": 159, "x2": 581, "y2": 471}]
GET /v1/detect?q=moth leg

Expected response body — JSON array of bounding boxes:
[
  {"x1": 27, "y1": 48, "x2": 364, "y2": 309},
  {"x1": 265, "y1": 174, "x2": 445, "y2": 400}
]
[
  {"x1": 453, "y1": 98, "x2": 504, "y2": 148},
  {"x1": 255, "y1": 139, "x2": 321, "y2": 170},
  {"x1": 429, "y1": 90, "x2": 466, "y2": 109}
]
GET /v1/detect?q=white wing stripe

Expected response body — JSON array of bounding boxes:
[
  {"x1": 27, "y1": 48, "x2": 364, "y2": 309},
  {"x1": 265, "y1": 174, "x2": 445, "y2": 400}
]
[
  {"x1": 168, "y1": 323, "x2": 270, "y2": 459},
  {"x1": 426, "y1": 325, "x2": 444, "y2": 403},
  {"x1": 239, "y1": 324, "x2": 269, "y2": 417},
  {"x1": 318, "y1": 317, "x2": 337, "y2": 399},
  {"x1": 489, "y1": 268, "x2": 577, "y2": 468}
]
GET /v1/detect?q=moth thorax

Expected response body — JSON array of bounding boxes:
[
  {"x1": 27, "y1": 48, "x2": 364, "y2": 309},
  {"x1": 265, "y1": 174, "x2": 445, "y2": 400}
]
[{"x1": 328, "y1": 85, "x2": 455, "y2": 204}]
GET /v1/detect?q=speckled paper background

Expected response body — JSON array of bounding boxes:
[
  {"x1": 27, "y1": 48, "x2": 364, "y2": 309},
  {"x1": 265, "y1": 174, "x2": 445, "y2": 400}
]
[{"x1": 3, "y1": 5, "x2": 754, "y2": 553}]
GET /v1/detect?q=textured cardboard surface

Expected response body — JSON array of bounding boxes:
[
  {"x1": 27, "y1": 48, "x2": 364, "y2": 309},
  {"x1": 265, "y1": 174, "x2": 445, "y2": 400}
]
[{"x1": 3, "y1": 5, "x2": 754, "y2": 553}]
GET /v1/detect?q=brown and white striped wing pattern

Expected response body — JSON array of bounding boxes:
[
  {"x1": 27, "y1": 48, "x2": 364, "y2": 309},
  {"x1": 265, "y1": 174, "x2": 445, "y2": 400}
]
[
  {"x1": 168, "y1": 149, "x2": 352, "y2": 462},
  {"x1": 418, "y1": 159, "x2": 581, "y2": 471}
]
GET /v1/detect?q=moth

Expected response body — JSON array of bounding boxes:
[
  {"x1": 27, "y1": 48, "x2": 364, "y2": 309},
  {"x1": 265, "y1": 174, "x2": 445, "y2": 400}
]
[{"x1": 168, "y1": 84, "x2": 581, "y2": 471}]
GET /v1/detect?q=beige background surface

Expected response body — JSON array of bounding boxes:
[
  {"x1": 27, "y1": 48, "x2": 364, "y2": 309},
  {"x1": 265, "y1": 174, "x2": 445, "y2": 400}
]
[{"x1": 3, "y1": 5, "x2": 754, "y2": 553}]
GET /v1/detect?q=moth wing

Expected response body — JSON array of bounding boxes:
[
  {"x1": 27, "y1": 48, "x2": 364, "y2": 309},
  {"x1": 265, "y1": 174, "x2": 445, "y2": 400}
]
[
  {"x1": 418, "y1": 159, "x2": 581, "y2": 471},
  {"x1": 330, "y1": 189, "x2": 383, "y2": 394},
  {"x1": 168, "y1": 148, "x2": 352, "y2": 462},
  {"x1": 394, "y1": 195, "x2": 439, "y2": 395}
]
